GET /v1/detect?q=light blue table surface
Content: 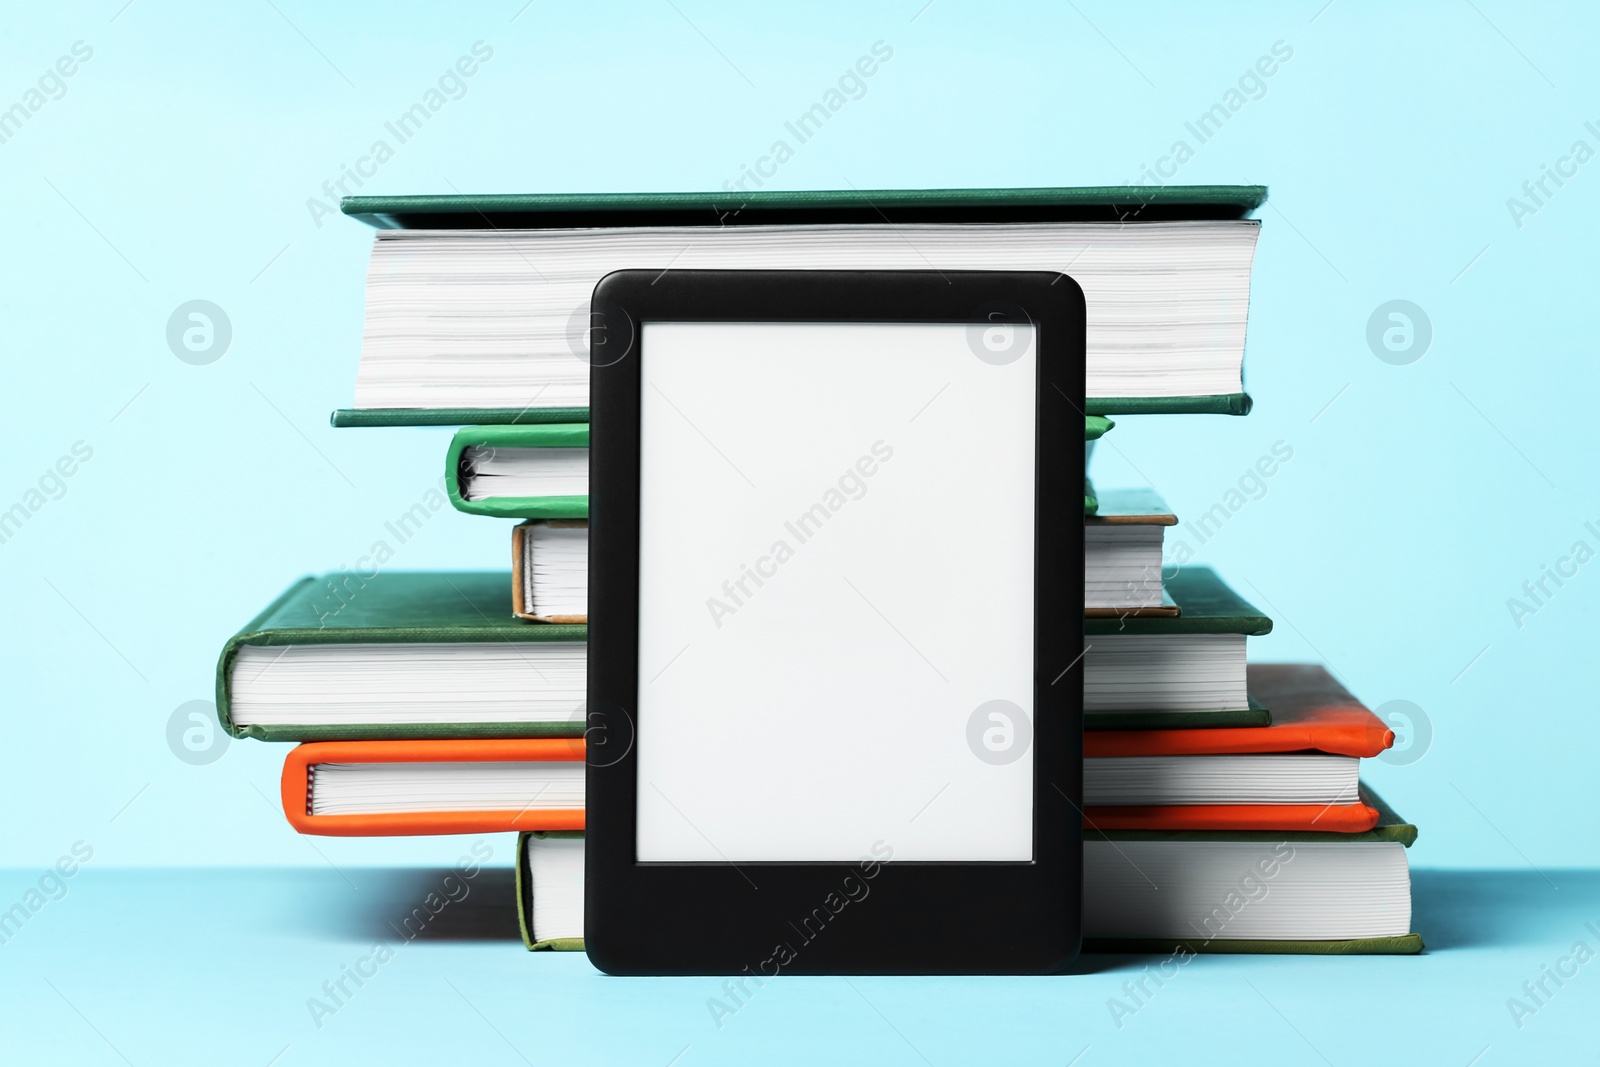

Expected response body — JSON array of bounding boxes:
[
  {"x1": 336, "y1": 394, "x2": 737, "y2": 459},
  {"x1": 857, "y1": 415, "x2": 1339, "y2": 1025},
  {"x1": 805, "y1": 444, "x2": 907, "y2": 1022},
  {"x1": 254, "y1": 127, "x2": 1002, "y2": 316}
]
[{"x1": 0, "y1": 863, "x2": 1592, "y2": 1064}]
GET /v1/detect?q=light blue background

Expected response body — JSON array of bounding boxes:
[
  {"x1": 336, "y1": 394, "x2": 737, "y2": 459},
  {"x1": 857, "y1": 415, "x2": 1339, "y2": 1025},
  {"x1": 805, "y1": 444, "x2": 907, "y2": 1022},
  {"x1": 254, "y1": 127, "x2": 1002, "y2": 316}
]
[
  {"x1": 5, "y1": 0, "x2": 1592, "y2": 872},
  {"x1": 2, "y1": 0, "x2": 1598, "y2": 1059}
]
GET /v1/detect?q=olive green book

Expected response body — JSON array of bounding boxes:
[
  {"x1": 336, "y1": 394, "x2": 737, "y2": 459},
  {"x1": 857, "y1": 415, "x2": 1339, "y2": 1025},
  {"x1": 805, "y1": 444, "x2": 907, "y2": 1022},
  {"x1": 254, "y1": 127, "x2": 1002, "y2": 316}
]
[
  {"x1": 515, "y1": 789, "x2": 1420, "y2": 955},
  {"x1": 516, "y1": 831, "x2": 586, "y2": 951},
  {"x1": 1084, "y1": 788, "x2": 1423, "y2": 955}
]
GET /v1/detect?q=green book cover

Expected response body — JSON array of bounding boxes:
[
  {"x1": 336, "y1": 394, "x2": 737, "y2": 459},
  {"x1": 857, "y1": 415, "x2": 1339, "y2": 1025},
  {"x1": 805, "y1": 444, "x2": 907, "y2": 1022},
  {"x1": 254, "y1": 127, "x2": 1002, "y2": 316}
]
[
  {"x1": 1084, "y1": 566, "x2": 1271, "y2": 637},
  {"x1": 446, "y1": 424, "x2": 589, "y2": 519},
  {"x1": 1087, "y1": 393, "x2": 1252, "y2": 417},
  {"x1": 342, "y1": 185, "x2": 1267, "y2": 229},
  {"x1": 334, "y1": 407, "x2": 588, "y2": 428},
  {"x1": 216, "y1": 571, "x2": 586, "y2": 741}
]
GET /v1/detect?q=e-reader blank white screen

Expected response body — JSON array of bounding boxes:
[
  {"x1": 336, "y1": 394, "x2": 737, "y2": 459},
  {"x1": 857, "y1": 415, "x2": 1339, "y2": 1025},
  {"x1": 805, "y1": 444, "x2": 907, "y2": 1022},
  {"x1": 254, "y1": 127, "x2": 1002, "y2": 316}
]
[{"x1": 635, "y1": 321, "x2": 1037, "y2": 862}]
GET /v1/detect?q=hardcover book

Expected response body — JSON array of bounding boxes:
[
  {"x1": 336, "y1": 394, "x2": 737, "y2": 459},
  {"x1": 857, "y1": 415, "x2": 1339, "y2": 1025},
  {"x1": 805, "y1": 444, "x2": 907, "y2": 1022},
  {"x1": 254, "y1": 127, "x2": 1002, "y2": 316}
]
[
  {"x1": 515, "y1": 789, "x2": 1419, "y2": 954},
  {"x1": 446, "y1": 424, "x2": 589, "y2": 519},
  {"x1": 1082, "y1": 665, "x2": 1395, "y2": 833},
  {"x1": 1083, "y1": 566, "x2": 1272, "y2": 728},
  {"x1": 1086, "y1": 664, "x2": 1392, "y2": 758},
  {"x1": 333, "y1": 186, "x2": 1263, "y2": 425},
  {"x1": 506, "y1": 487, "x2": 1175, "y2": 625},
  {"x1": 279, "y1": 738, "x2": 585, "y2": 836},
  {"x1": 495, "y1": 416, "x2": 1122, "y2": 623},
  {"x1": 1084, "y1": 487, "x2": 1178, "y2": 618},
  {"x1": 513, "y1": 520, "x2": 588, "y2": 622},
  {"x1": 217, "y1": 571, "x2": 586, "y2": 741},
  {"x1": 1084, "y1": 788, "x2": 1421, "y2": 954}
]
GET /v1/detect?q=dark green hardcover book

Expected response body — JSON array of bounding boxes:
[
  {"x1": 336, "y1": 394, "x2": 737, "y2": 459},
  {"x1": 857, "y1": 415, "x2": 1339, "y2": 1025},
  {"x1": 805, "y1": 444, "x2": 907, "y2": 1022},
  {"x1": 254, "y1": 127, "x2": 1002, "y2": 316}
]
[
  {"x1": 342, "y1": 185, "x2": 1267, "y2": 229},
  {"x1": 1081, "y1": 547, "x2": 1267, "y2": 729},
  {"x1": 1083, "y1": 567, "x2": 1272, "y2": 729},
  {"x1": 216, "y1": 572, "x2": 586, "y2": 741},
  {"x1": 335, "y1": 186, "x2": 1261, "y2": 426},
  {"x1": 446, "y1": 424, "x2": 589, "y2": 519},
  {"x1": 1088, "y1": 393, "x2": 1252, "y2": 417}
]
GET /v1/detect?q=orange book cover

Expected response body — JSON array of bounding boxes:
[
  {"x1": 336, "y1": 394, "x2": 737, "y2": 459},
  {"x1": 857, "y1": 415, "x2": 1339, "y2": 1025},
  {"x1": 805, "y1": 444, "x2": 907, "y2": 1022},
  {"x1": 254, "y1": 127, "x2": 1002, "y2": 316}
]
[
  {"x1": 1082, "y1": 802, "x2": 1379, "y2": 833},
  {"x1": 1084, "y1": 663, "x2": 1394, "y2": 759},
  {"x1": 280, "y1": 738, "x2": 586, "y2": 837}
]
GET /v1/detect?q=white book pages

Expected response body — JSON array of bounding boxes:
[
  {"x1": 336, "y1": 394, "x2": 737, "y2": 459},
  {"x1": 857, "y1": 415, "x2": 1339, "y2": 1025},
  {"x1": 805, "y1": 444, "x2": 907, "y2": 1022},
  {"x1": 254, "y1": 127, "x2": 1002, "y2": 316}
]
[
  {"x1": 525, "y1": 836, "x2": 585, "y2": 943},
  {"x1": 523, "y1": 525, "x2": 589, "y2": 618},
  {"x1": 521, "y1": 836, "x2": 1414, "y2": 943},
  {"x1": 230, "y1": 643, "x2": 586, "y2": 726},
  {"x1": 1084, "y1": 525, "x2": 1165, "y2": 608},
  {"x1": 308, "y1": 760, "x2": 584, "y2": 816},
  {"x1": 1085, "y1": 840, "x2": 1412, "y2": 940},
  {"x1": 355, "y1": 220, "x2": 1259, "y2": 409},
  {"x1": 1083, "y1": 754, "x2": 1360, "y2": 805},
  {"x1": 1084, "y1": 634, "x2": 1248, "y2": 712},
  {"x1": 462, "y1": 447, "x2": 588, "y2": 500}
]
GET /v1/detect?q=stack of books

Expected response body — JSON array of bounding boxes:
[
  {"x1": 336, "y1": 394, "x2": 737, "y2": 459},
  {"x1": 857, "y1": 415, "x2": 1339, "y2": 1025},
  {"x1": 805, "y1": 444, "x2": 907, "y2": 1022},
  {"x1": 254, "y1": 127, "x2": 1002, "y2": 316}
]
[{"x1": 216, "y1": 185, "x2": 1418, "y2": 956}]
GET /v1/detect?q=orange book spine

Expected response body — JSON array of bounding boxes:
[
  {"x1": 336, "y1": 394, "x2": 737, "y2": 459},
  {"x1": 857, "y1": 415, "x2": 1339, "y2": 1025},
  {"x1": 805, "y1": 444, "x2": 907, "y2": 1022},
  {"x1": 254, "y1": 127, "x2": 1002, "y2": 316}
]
[
  {"x1": 1084, "y1": 721, "x2": 1393, "y2": 759},
  {"x1": 1082, "y1": 802, "x2": 1380, "y2": 833}
]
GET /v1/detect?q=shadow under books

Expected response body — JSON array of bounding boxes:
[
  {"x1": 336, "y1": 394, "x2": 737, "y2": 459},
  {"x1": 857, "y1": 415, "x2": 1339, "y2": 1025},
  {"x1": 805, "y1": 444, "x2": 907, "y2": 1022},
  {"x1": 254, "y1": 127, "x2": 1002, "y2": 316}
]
[
  {"x1": 288, "y1": 866, "x2": 1588, "y2": 957},
  {"x1": 1409, "y1": 868, "x2": 1582, "y2": 952},
  {"x1": 297, "y1": 867, "x2": 522, "y2": 944}
]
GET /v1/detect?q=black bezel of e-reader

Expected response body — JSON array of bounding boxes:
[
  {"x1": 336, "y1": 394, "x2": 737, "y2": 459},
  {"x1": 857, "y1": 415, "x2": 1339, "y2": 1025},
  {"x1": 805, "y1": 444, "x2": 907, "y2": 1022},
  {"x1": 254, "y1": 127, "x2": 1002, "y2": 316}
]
[{"x1": 584, "y1": 268, "x2": 1085, "y2": 975}]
